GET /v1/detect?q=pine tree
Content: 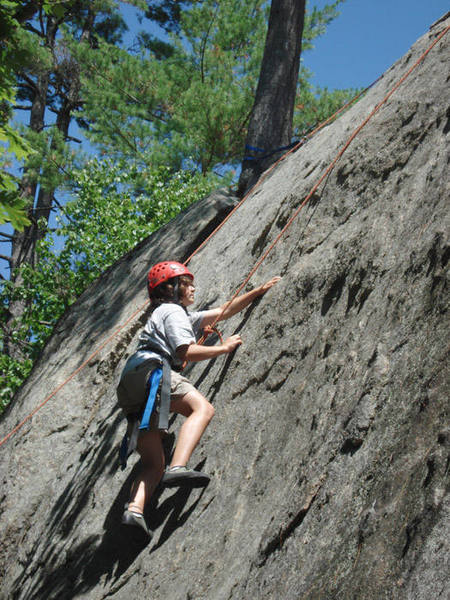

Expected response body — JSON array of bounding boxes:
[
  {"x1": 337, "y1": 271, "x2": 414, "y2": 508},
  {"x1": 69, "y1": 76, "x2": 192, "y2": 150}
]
[
  {"x1": 2, "y1": 1, "x2": 135, "y2": 361},
  {"x1": 77, "y1": 0, "x2": 269, "y2": 174},
  {"x1": 238, "y1": 0, "x2": 306, "y2": 195},
  {"x1": 77, "y1": 1, "x2": 351, "y2": 180}
]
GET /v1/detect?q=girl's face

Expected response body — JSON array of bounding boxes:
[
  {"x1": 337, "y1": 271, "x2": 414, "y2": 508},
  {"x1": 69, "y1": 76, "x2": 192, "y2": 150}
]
[{"x1": 178, "y1": 276, "x2": 195, "y2": 307}]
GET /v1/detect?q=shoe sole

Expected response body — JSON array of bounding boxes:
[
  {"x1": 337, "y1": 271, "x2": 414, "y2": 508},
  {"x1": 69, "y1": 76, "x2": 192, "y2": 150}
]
[
  {"x1": 121, "y1": 511, "x2": 153, "y2": 539},
  {"x1": 162, "y1": 472, "x2": 210, "y2": 488}
]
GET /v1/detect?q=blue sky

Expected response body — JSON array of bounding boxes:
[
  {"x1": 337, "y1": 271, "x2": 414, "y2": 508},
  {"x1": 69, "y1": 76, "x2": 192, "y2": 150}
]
[
  {"x1": 2, "y1": 1, "x2": 448, "y2": 276},
  {"x1": 120, "y1": 0, "x2": 449, "y2": 91},
  {"x1": 305, "y1": 0, "x2": 448, "y2": 89}
]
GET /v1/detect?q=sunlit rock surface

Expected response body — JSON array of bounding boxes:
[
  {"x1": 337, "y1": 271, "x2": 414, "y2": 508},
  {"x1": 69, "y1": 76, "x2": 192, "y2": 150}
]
[{"x1": 1, "y1": 15, "x2": 448, "y2": 600}]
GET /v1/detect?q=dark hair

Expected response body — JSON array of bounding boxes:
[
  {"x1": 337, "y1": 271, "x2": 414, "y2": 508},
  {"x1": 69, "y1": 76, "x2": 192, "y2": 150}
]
[{"x1": 149, "y1": 275, "x2": 192, "y2": 308}]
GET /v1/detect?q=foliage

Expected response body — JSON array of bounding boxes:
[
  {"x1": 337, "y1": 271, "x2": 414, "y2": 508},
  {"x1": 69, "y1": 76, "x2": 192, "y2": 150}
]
[
  {"x1": 0, "y1": 0, "x2": 147, "y2": 230},
  {"x1": 76, "y1": 0, "x2": 352, "y2": 176},
  {"x1": 0, "y1": 1, "x2": 36, "y2": 229},
  {"x1": 75, "y1": 0, "x2": 267, "y2": 174},
  {"x1": 1, "y1": 0, "x2": 351, "y2": 230},
  {"x1": 302, "y1": 0, "x2": 343, "y2": 49},
  {"x1": 54, "y1": 159, "x2": 218, "y2": 287},
  {"x1": 0, "y1": 0, "x2": 361, "y2": 412},
  {"x1": 294, "y1": 73, "x2": 360, "y2": 136},
  {"x1": 0, "y1": 159, "x2": 218, "y2": 410}
]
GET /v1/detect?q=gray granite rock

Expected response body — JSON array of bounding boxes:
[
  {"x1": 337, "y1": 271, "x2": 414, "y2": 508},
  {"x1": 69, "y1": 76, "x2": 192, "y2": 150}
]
[{"x1": 0, "y1": 16, "x2": 449, "y2": 600}]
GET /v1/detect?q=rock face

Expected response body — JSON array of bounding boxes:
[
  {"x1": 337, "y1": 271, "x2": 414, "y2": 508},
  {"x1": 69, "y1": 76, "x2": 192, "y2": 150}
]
[{"x1": 1, "y1": 16, "x2": 449, "y2": 600}]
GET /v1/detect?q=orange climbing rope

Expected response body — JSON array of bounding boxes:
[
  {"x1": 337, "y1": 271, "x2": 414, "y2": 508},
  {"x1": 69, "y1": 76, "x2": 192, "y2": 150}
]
[
  {"x1": 184, "y1": 80, "x2": 378, "y2": 266},
  {"x1": 1, "y1": 23, "x2": 448, "y2": 449},
  {"x1": 193, "y1": 24, "x2": 450, "y2": 331},
  {"x1": 0, "y1": 300, "x2": 150, "y2": 448}
]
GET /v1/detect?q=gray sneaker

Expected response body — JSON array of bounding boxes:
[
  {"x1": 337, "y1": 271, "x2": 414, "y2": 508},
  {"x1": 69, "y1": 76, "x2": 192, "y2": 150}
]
[
  {"x1": 162, "y1": 466, "x2": 210, "y2": 487},
  {"x1": 121, "y1": 509, "x2": 153, "y2": 539}
]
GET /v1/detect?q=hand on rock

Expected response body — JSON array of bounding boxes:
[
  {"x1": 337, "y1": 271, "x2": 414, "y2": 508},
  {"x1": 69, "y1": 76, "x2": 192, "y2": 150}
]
[
  {"x1": 222, "y1": 334, "x2": 243, "y2": 353},
  {"x1": 258, "y1": 276, "x2": 282, "y2": 295}
]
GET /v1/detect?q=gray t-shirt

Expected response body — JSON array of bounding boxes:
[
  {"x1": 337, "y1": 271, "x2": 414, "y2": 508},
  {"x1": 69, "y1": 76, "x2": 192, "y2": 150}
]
[{"x1": 122, "y1": 304, "x2": 206, "y2": 374}]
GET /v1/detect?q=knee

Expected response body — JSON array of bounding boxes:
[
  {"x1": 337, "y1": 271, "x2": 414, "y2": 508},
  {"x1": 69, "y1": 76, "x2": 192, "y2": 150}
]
[{"x1": 202, "y1": 402, "x2": 215, "y2": 423}]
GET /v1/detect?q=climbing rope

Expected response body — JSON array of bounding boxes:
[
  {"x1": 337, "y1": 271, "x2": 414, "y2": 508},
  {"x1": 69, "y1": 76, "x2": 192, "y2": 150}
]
[
  {"x1": 193, "y1": 23, "x2": 450, "y2": 332},
  {"x1": 0, "y1": 300, "x2": 150, "y2": 448},
  {"x1": 184, "y1": 79, "x2": 378, "y2": 266},
  {"x1": 1, "y1": 23, "x2": 448, "y2": 448}
]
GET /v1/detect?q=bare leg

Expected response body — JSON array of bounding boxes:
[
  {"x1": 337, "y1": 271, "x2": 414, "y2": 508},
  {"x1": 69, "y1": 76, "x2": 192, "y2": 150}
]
[
  {"x1": 169, "y1": 389, "x2": 215, "y2": 468},
  {"x1": 128, "y1": 429, "x2": 165, "y2": 514}
]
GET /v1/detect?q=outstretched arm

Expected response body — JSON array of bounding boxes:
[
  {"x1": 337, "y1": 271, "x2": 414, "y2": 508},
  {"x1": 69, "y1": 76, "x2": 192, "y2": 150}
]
[
  {"x1": 176, "y1": 335, "x2": 242, "y2": 362},
  {"x1": 201, "y1": 276, "x2": 281, "y2": 327}
]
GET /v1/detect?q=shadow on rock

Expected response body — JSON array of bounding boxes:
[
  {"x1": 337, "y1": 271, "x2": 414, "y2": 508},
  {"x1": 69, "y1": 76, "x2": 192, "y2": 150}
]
[
  {"x1": 194, "y1": 301, "x2": 260, "y2": 403},
  {"x1": 150, "y1": 459, "x2": 209, "y2": 552},
  {"x1": 19, "y1": 459, "x2": 208, "y2": 600}
]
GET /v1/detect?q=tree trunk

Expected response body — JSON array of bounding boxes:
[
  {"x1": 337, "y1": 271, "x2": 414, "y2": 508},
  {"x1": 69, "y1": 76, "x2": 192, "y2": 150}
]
[
  {"x1": 238, "y1": 0, "x2": 306, "y2": 196},
  {"x1": 5, "y1": 67, "x2": 50, "y2": 359},
  {"x1": 5, "y1": 12, "x2": 88, "y2": 361}
]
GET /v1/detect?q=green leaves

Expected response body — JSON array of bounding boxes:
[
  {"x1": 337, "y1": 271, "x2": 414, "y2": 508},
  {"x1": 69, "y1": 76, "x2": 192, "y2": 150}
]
[
  {"x1": 77, "y1": 0, "x2": 268, "y2": 172},
  {"x1": 294, "y1": 66, "x2": 361, "y2": 136},
  {"x1": 0, "y1": 158, "x2": 218, "y2": 409},
  {"x1": 75, "y1": 0, "x2": 351, "y2": 176},
  {"x1": 0, "y1": 2, "x2": 36, "y2": 229},
  {"x1": 0, "y1": 120, "x2": 32, "y2": 230},
  {"x1": 0, "y1": 122, "x2": 30, "y2": 160},
  {"x1": 57, "y1": 159, "x2": 218, "y2": 277},
  {"x1": 0, "y1": 353, "x2": 33, "y2": 414},
  {"x1": 42, "y1": 1, "x2": 67, "y2": 20},
  {"x1": 0, "y1": 191, "x2": 31, "y2": 229}
]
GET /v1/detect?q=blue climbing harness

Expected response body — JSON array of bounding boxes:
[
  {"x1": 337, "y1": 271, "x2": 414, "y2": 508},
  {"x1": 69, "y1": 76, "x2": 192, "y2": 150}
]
[
  {"x1": 119, "y1": 355, "x2": 172, "y2": 470},
  {"x1": 139, "y1": 367, "x2": 162, "y2": 430}
]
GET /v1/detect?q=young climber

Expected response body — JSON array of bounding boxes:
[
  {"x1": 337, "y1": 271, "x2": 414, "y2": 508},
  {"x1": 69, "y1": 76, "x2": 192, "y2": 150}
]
[{"x1": 117, "y1": 261, "x2": 280, "y2": 538}]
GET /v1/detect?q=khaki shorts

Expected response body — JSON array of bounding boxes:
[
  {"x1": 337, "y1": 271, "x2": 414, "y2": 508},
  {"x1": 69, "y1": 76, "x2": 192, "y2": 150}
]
[
  {"x1": 171, "y1": 369, "x2": 197, "y2": 398},
  {"x1": 117, "y1": 359, "x2": 196, "y2": 417}
]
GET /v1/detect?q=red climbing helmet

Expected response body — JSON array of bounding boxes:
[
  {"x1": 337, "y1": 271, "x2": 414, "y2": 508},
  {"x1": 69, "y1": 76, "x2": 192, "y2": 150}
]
[{"x1": 147, "y1": 261, "x2": 194, "y2": 292}]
